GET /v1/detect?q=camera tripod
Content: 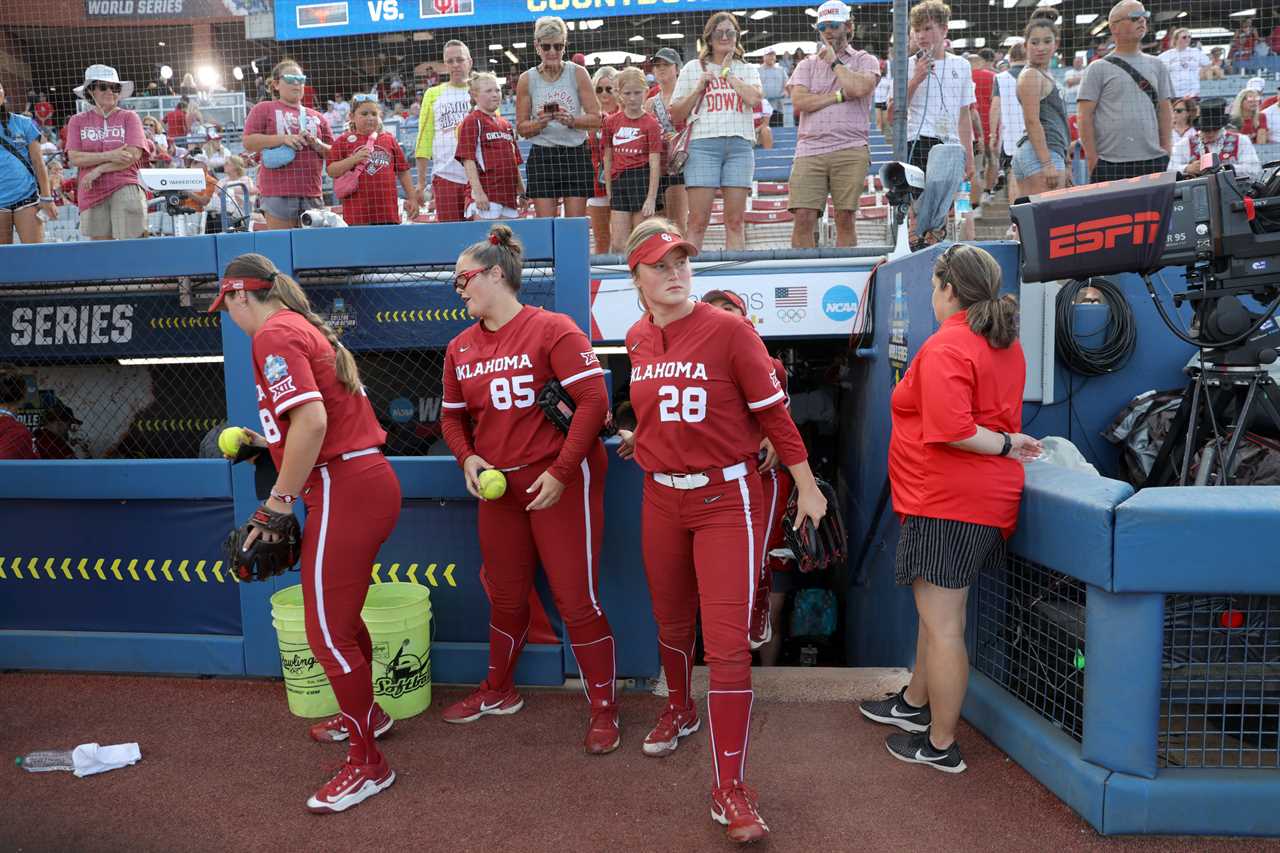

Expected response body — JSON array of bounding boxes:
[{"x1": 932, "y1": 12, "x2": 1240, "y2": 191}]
[{"x1": 1145, "y1": 360, "x2": 1280, "y2": 486}]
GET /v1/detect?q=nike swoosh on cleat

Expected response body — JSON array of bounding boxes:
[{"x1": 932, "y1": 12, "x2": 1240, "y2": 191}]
[
  {"x1": 479, "y1": 700, "x2": 505, "y2": 711},
  {"x1": 890, "y1": 706, "x2": 920, "y2": 718},
  {"x1": 704, "y1": 495, "x2": 723, "y2": 504}
]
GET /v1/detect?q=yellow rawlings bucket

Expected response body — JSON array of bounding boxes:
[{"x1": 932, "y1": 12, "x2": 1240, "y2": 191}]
[
  {"x1": 363, "y1": 582, "x2": 433, "y2": 720},
  {"x1": 270, "y1": 585, "x2": 339, "y2": 718}
]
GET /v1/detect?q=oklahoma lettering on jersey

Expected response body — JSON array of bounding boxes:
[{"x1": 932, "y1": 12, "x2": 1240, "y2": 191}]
[
  {"x1": 626, "y1": 301, "x2": 805, "y2": 474},
  {"x1": 250, "y1": 310, "x2": 386, "y2": 470},
  {"x1": 442, "y1": 305, "x2": 607, "y2": 482}
]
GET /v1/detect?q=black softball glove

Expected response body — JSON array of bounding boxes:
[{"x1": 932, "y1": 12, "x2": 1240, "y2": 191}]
[
  {"x1": 537, "y1": 378, "x2": 619, "y2": 438},
  {"x1": 224, "y1": 503, "x2": 302, "y2": 582}
]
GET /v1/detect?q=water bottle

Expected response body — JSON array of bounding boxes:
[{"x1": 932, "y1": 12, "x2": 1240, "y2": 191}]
[
  {"x1": 16, "y1": 749, "x2": 75, "y2": 772},
  {"x1": 955, "y1": 180, "x2": 972, "y2": 218}
]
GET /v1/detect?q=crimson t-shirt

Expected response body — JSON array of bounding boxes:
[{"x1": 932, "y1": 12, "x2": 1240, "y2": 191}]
[
  {"x1": 972, "y1": 68, "x2": 995, "y2": 138},
  {"x1": 328, "y1": 130, "x2": 409, "y2": 225},
  {"x1": 250, "y1": 310, "x2": 386, "y2": 470},
  {"x1": 441, "y1": 306, "x2": 607, "y2": 483},
  {"x1": 244, "y1": 99, "x2": 334, "y2": 199},
  {"x1": 164, "y1": 106, "x2": 189, "y2": 140},
  {"x1": 602, "y1": 111, "x2": 662, "y2": 176},
  {"x1": 625, "y1": 301, "x2": 806, "y2": 474},
  {"x1": 0, "y1": 411, "x2": 36, "y2": 459},
  {"x1": 888, "y1": 310, "x2": 1027, "y2": 536},
  {"x1": 454, "y1": 109, "x2": 522, "y2": 209}
]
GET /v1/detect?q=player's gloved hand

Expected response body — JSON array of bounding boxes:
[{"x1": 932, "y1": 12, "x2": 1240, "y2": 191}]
[
  {"x1": 524, "y1": 469, "x2": 565, "y2": 511},
  {"x1": 616, "y1": 429, "x2": 636, "y2": 460},
  {"x1": 462, "y1": 454, "x2": 493, "y2": 499}
]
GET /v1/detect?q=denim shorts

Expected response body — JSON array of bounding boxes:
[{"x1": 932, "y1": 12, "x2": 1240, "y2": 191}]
[
  {"x1": 1011, "y1": 143, "x2": 1066, "y2": 180},
  {"x1": 260, "y1": 195, "x2": 324, "y2": 225},
  {"x1": 683, "y1": 135, "x2": 754, "y2": 189}
]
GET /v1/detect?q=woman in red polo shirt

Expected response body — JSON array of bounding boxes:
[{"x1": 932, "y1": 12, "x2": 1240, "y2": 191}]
[{"x1": 859, "y1": 244, "x2": 1040, "y2": 774}]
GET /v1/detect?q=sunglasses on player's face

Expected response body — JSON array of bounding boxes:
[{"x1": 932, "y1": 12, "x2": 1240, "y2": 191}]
[
  {"x1": 453, "y1": 265, "x2": 492, "y2": 292},
  {"x1": 92, "y1": 82, "x2": 122, "y2": 93}
]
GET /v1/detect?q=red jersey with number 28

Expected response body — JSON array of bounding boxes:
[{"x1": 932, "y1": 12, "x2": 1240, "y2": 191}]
[
  {"x1": 626, "y1": 301, "x2": 806, "y2": 474},
  {"x1": 250, "y1": 310, "x2": 386, "y2": 470},
  {"x1": 441, "y1": 306, "x2": 608, "y2": 483}
]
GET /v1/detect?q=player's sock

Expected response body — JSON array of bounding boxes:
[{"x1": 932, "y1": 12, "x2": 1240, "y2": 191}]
[
  {"x1": 570, "y1": 622, "x2": 617, "y2": 708},
  {"x1": 330, "y1": 663, "x2": 380, "y2": 765},
  {"x1": 657, "y1": 633, "x2": 696, "y2": 711},
  {"x1": 707, "y1": 687, "x2": 754, "y2": 788},
  {"x1": 483, "y1": 609, "x2": 529, "y2": 693}
]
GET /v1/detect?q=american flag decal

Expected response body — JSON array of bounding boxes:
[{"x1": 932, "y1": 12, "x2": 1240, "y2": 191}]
[{"x1": 775, "y1": 286, "x2": 807, "y2": 307}]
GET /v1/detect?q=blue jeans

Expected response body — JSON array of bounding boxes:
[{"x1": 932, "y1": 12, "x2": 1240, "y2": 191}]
[
  {"x1": 912, "y1": 142, "x2": 965, "y2": 237},
  {"x1": 684, "y1": 136, "x2": 754, "y2": 188}
]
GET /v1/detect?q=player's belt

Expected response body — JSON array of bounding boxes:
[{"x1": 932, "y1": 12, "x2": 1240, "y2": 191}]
[
  {"x1": 652, "y1": 462, "x2": 749, "y2": 490},
  {"x1": 314, "y1": 446, "x2": 381, "y2": 468}
]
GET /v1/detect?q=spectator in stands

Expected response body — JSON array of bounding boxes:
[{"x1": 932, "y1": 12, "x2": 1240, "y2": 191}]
[
  {"x1": 1077, "y1": 1, "x2": 1172, "y2": 184},
  {"x1": 0, "y1": 373, "x2": 35, "y2": 459},
  {"x1": 670, "y1": 11, "x2": 763, "y2": 251},
  {"x1": 874, "y1": 60, "x2": 892, "y2": 135},
  {"x1": 416, "y1": 40, "x2": 474, "y2": 223},
  {"x1": 243, "y1": 59, "x2": 334, "y2": 230},
  {"x1": 758, "y1": 50, "x2": 787, "y2": 128},
  {"x1": 1230, "y1": 18, "x2": 1261, "y2": 68},
  {"x1": 902, "y1": 0, "x2": 975, "y2": 250},
  {"x1": 588, "y1": 66, "x2": 619, "y2": 254},
  {"x1": 969, "y1": 47, "x2": 997, "y2": 213},
  {"x1": 603, "y1": 68, "x2": 662, "y2": 252},
  {"x1": 1160, "y1": 28, "x2": 1209, "y2": 100},
  {"x1": 753, "y1": 98, "x2": 774, "y2": 149},
  {"x1": 0, "y1": 84, "x2": 58, "y2": 245},
  {"x1": 792, "y1": 48, "x2": 808, "y2": 71},
  {"x1": 140, "y1": 116, "x2": 173, "y2": 165},
  {"x1": 209, "y1": 154, "x2": 256, "y2": 229},
  {"x1": 517, "y1": 17, "x2": 600, "y2": 224},
  {"x1": 1013, "y1": 11, "x2": 1070, "y2": 195},
  {"x1": 33, "y1": 401, "x2": 81, "y2": 460},
  {"x1": 66, "y1": 65, "x2": 147, "y2": 241},
  {"x1": 201, "y1": 130, "x2": 228, "y2": 173},
  {"x1": 1169, "y1": 97, "x2": 1261, "y2": 182},
  {"x1": 1171, "y1": 96, "x2": 1198, "y2": 148},
  {"x1": 990, "y1": 43, "x2": 1027, "y2": 202},
  {"x1": 785, "y1": 0, "x2": 880, "y2": 249},
  {"x1": 644, "y1": 47, "x2": 688, "y2": 235},
  {"x1": 1064, "y1": 53, "x2": 1085, "y2": 99},
  {"x1": 455, "y1": 73, "x2": 524, "y2": 221},
  {"x1": 1203, "y1": 47, "x2": 1227, "y2": 80},
  {"x1": 164, "y1": 96, "x2": 190, "y2": 141},
  {"x1": 328, "y1": 95, "x2": 417, "y2": 226},
  {"x1": 1231, "y1": 88, "x2": 1269, "y2": 144},
  {"x1": 32, "y1": 94, "x2": 53, "y2": 130},
  {"x1": 859, "y1": 244, "x2": 1039, "y2": 776}
]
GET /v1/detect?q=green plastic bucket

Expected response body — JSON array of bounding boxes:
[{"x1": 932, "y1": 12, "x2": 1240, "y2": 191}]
[
  {"x1": 270, "y1": 585, "x2": 339, "y2": 718},
  {"x1": 364, "y1": 582, "x2": 433, "y2": 720}
]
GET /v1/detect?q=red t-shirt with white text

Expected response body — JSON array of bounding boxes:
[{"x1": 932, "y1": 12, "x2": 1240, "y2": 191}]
[
  {"x1": 625, "y1": 301, "x2": 805, "y2": 474},
  {"x1": 328, "y1": 130, "x2": 409, "y2": 225},
  {"x1": 250, "y1": 311, "x2": 386, "y2": 470},
  {"x1": 441, "y1": 306, "x2": 607, "y2": 483},
  {"x1": 602, "y1": 111, "x2": 662, "y2": 177},
  {"x1": 244, "y1": 99, "x2": 334, "y2": 199},
  {"x1": 454, "y1": 109, "x2": 522, "y2": 209},
  {"x1": 889, "y1": 310, "x2": 1027, "y2": 536},
  {"x1": 0, "y1": 411, "x2": 36, "y2": 459}
]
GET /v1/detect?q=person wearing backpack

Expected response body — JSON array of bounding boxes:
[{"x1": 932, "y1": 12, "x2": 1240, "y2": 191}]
[
  {"x1": 0, "y1": 84, "x2": 56, "y2": 244},
  {"x1": 1076, "y1": 1, "x2": 1174, "y2": 184}
]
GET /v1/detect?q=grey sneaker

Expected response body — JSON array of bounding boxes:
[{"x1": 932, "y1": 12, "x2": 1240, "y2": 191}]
[
  {"x1": 858, "y1": 687, "x2": 931, "y2": 733},
  {"x1": 885, "y1": 731, "x2": 967, "y2": 774}
]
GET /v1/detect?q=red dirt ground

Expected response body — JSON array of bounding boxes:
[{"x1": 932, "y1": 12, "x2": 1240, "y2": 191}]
[{"x1": 0, "y1": 673, "x2": 1272, "y2": 853}]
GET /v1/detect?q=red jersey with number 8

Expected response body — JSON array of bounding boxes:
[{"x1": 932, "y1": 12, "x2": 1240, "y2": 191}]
[
  {"x1": 626, "y1": 300, "x2": 806, "y2": 474},
  {"x1": 251, "y1": 310, "x2": 386, "y2": 470},
  {"x1": 442, "y1": 306, "x2": 607, "y2": 481}
]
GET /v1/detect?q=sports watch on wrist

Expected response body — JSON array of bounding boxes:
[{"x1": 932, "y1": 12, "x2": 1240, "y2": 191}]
[{"x1": 999, "y1": 432, "x2": 1013, "y2": 457}]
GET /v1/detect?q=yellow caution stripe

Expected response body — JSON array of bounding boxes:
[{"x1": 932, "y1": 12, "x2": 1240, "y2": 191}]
[
  {"x1": 372, "y1": 561, "x2": 457, "y2": 588},
  {"x1": 0, "y1": 556, "x2": 238, "y2": 584}
]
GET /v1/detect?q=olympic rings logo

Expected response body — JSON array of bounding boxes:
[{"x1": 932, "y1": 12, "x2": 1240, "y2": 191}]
[{"x1": 777, "y1": 309, "x2": 807, "y2": 323}]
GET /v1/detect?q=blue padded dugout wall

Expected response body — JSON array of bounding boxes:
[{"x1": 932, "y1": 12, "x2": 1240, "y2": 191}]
[{"x1": 0, "y1": 219, "x2": 659, "y2": 687}]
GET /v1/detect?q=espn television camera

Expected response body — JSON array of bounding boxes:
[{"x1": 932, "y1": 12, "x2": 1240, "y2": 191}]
[{"x1": 1009, "y1": 160, "x2": 1280, "y2": 485}]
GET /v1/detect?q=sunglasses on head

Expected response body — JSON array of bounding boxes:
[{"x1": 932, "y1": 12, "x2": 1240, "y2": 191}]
[
  {"x1": 279, "y1": 73, "x2": 307, "y2": 84},
  {"x1": 539, "y1": 42, "x2": 565, "y2": 53},
  {"x1": 352, "y1": 93, "x2": 378, "y2": 103},
  {"x1": 817, "y1": 21, "x2": 844, "y2": 32},
  {"x1": 596, "y1": 85, "x2": 613, "y2": 94},
  {"x1": 92, "y1": 82, "x2": 122, "y2": 93}
]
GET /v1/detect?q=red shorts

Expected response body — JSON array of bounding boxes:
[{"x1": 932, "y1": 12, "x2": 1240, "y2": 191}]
[{"x1": 432, "y1": 175, "x2": 468, "y2": 223}]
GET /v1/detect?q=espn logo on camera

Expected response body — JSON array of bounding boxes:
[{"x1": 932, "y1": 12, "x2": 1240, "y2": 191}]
[{"x1": 1047, "y1": 211, "x2": 1162, "y2": 259}]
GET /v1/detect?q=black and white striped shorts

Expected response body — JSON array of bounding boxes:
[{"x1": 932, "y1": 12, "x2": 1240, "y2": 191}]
[{"x1": 894, "y1": 515, "x2": 1006, "y2": 590}]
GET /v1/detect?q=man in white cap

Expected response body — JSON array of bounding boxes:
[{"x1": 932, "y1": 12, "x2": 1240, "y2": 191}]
[
  {"x1": 65, "y1": 65, "x2": 147, "y2": 240},
  {"x1": 785, "y1": 0, "x2": 880, "y2": 248}
]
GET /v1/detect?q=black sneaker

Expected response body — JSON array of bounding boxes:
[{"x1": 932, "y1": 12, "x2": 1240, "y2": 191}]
[
  {"x1": 858, "y1": 688, "x2": 931, "y2": 733},
  {"x1": 885, "y1": 731, "x2": 967, "y2": 774}
]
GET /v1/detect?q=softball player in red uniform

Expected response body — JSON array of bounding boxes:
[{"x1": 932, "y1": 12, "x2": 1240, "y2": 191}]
[
  {"x1": 212, "y1": 253, "x2": 402, "y2": 814},
  {"x1": 440, "y1": 224, "x2": 621, "y2": 754},
  {"x1": 618, "y1": 220, "x2": 827, "y2": 843},
  {"x1": 701, "y1": 289, "x2": 794, "y2": 662}
]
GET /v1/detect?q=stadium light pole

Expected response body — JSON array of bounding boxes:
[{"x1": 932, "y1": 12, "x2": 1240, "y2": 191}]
[{"x1": 892, "y1": 0, "x2": 908, "y2": 163}]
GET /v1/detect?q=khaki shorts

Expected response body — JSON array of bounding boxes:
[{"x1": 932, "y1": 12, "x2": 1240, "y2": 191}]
[
  {"x1": 80, "y1": 184, "x2": 147, "y2": 239},
  {"x1": 787, "y1": 146, "x2": 870, "y2": 212}
]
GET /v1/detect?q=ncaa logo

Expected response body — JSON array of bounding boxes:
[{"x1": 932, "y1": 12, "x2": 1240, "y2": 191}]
[
  {"x1": 822, "y1": 285, "x2": 859, "y2": 322},
  {"x1": 389, "y1": 396, "x2": 415, "y2": 423}
]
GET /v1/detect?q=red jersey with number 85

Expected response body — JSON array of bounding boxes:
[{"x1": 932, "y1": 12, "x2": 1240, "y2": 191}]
[
  {"x1": 626, "y1": 300, "x2": 806, "y2": 474},
  {"x1": 442, "y1": 306, "x2": 607, "y2": 482},
  {"x1": 251, "y1": 310, "x2": 386, "y2": 470}
]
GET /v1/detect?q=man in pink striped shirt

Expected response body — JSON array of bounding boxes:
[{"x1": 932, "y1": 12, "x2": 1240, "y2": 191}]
[{"x1": 785, "y1": 0, "x2": 880, "y2": 248}]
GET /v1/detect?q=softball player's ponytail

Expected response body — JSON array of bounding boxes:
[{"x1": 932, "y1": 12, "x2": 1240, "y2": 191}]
[
  {"x1": 223, "y1": 253, "x2": 364, "y2": 394},
  {"x1": 462, "y1": 224, "x2": 524, "y2": 292},
  {"x1": 933, "y1": 244, "x2": 1019, "y2": 349}
]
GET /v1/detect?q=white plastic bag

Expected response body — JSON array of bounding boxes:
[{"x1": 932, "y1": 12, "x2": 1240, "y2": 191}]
[{"x1": 1036, "y1": 436, "x2": 1099, "y2": 476}]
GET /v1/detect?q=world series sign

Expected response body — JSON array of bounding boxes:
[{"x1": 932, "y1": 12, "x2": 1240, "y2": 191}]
[{"x1": 588, "y1": 266, "x2": 873, "y2": 343}]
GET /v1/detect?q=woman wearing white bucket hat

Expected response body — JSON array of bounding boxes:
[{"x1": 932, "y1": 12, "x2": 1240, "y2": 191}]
[{"x1": 65, "y1": 64, "x2": 147, "y2": 240}]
